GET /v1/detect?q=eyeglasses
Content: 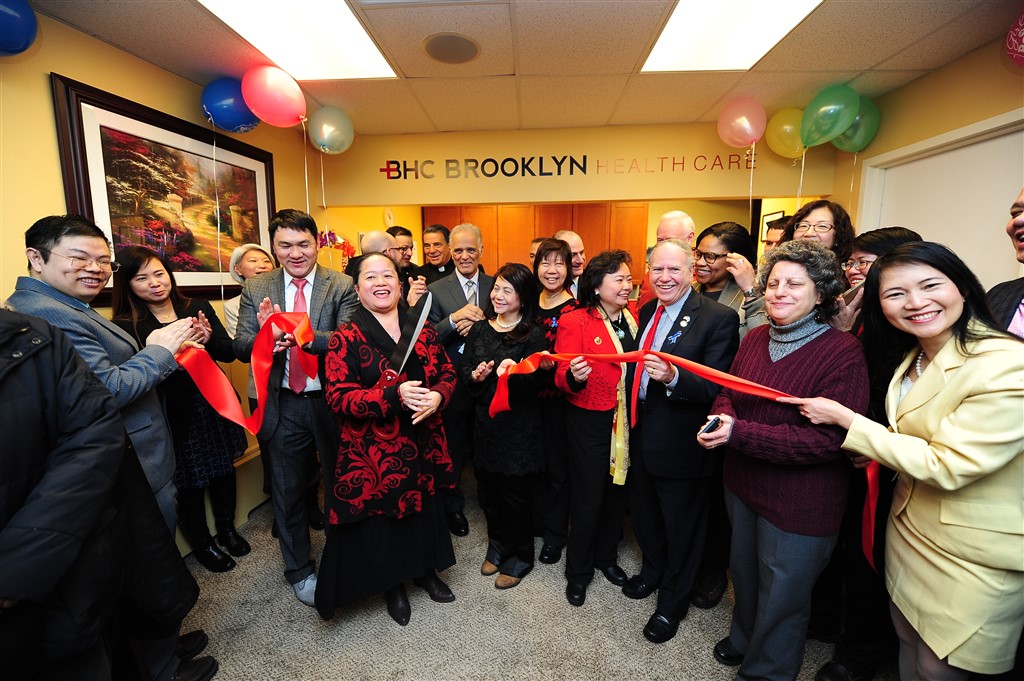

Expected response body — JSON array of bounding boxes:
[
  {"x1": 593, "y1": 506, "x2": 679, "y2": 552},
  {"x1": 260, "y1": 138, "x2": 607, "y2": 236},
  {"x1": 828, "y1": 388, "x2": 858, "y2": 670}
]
[
  {"x1": 794, "y1": 222, "x2": 835, "y2": 234},
  {"x1": 693, "y1": 249, "x2": 727, "y2": 264},
  {"x1": 45, "y1": 250, "x2": 120, "y2": 272},
  {"x1": 394, "y1": 245, "x2": 414, "y2": 253},
  {"x1": 842, "y1": 258, "x2": 876, "y2": 271}
]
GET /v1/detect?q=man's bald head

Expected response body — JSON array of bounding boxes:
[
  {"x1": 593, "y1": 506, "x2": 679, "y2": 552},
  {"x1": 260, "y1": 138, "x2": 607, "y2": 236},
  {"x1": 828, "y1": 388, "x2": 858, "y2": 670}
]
[
  {"x1": 656, "y1": 211, "x2": 696, "y2": 245},
  {"x1": 360, "y1": 230, "x2": 400, "y2": 264}
]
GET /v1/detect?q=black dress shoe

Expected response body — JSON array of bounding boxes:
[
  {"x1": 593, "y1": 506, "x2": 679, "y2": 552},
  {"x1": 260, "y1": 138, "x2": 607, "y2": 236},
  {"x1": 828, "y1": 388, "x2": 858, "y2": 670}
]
[
  {"x1": 192, "y1": 541, "x2": 236, "y2": 573},
  {"x1": 598, "y1": 564, "x2": 628, "y2": 586},
  {"x1": 413, "y1": 572, "x2": 456, "y2": 603},
  {"x1": 643, "y1": 612, "x2": 680, "y2": 644},
  {"x1": 815, "y1": 661, "x2": 872, "y2": 681},
  {"x1": 215, "y1": 528, "x2": 251, "y2": 557},
  {"x1": 447, "y1": 511, "x2": 469, "y2": 537},
  {"x1": 175, "y1": 629, "x2": 208, "y2": 663},
  {"x1": 692, "y1": 570, "x2": 727, "y2": 609},
  {"x1": 565, "y1": 582, "x2": 587, "y2": 607},
  {"x1": 384, "y1": 584, "x2": 411, "y2": 626},
  {"x1": 171, "y1": 655, "x2": 218, "y2": 681},
  {"x1": 538, "y1": 544, "x2": 562, "y2": 564},
  {"x1": 622, "y1": 575, "x2": 656, "y2": 599},
  {"x1": 713, "y1": 636, "x2": 744, "y2": 666}
]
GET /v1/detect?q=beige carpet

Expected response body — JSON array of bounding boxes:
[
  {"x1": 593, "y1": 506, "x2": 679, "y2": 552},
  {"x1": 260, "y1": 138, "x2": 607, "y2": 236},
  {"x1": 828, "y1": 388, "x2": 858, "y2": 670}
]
[{"x1": 182, "y1": 472, "x2": 898, "y2": 681}]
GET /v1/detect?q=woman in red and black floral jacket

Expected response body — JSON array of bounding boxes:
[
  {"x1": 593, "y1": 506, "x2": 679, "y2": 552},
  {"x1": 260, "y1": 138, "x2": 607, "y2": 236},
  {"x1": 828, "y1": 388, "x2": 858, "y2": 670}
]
[{"x1": 317, "y1": 253, "x2": 458, "y2": 627}]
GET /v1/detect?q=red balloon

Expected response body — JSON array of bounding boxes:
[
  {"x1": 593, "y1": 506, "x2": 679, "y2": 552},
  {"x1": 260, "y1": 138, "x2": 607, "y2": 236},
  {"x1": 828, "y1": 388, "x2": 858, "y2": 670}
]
[
  {"x1": 241, "y1": 65, "x2": 306, "y2": 128},
  {"x1": 1007, "y1": 13, "x2": 1024, "y2": 68}
]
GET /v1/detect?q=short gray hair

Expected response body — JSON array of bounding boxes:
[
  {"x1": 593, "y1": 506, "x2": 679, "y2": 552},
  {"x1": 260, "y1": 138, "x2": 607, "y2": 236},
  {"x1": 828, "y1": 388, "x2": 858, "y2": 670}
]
[
  {"x1": 451, "y1": 223, "x2": 482, "y2": 248},
  {"x1": 758, "y1": 240, "x2": 844, "y2": 321},
  {"x1": 650, "y1": 238, "x2": 694, "y2": 268}
]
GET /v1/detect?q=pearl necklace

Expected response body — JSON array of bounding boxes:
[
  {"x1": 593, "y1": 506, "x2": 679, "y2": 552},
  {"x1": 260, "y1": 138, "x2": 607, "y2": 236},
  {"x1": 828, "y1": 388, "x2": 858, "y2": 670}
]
[
  {"x1": 495, "y1": 315, "x2": 522, "y2": 329},
  {"x1": 915, "y1": 350, "x2": 925, "y2": 378}
]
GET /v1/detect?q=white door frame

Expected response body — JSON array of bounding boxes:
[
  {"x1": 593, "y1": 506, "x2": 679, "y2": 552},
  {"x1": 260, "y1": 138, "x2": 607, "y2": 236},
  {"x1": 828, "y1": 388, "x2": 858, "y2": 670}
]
[{"x1": 857, "y1": 108, "x2": 1024, "y2": 231}]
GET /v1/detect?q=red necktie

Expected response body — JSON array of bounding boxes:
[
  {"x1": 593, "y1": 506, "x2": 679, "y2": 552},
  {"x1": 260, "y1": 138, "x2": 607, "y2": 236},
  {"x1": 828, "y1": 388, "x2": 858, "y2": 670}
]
[
  {"x1": 288, "y1": 278, "x2": 308, "y2": 394},
  {"x1": 861, "y1": 461, "x2": 880, "y2": 571},
  {"x1": 630, "y1": 305, "x2": 664, "y2": 427}
]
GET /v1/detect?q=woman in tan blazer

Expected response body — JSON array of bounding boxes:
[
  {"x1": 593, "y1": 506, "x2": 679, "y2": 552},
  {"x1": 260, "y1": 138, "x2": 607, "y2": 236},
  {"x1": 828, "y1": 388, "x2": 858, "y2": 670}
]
[{"x1": 782, "y1": 242, "x2": 1023, "y2": 680}]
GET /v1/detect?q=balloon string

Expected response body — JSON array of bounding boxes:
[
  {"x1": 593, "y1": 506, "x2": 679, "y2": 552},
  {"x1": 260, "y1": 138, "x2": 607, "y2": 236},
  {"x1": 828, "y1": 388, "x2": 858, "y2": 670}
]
[
  {"x1": 748, "y1": 141, "x2": 755, "y2": 226},
  {"x1": 300, "y1": 116, "x2": 310, "y2": 215},
  {"x1": 797, "y1": 149, "x2": 807, "y2": 204},
  {"x1": 320, "y1": 152, "x2": 327, "y2": 209},
  {"x1": 210, "y1": 120, "x2": 224, "y2": 304},
  {"x1": 849, "y1": 152, "x2": 858, "y2": 197}
]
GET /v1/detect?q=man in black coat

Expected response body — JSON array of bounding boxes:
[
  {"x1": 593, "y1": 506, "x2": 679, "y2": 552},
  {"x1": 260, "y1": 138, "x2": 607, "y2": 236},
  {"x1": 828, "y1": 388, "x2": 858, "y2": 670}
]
[
  {"x1": 987, "y1": 187, "x2": 1024, "y2": 338},
  {"x1": 0, "y1": 310, "x2": 212, "y2": 681},
  {"x1": 623, "y1": 239, "x2": 740, "y2": 644}
]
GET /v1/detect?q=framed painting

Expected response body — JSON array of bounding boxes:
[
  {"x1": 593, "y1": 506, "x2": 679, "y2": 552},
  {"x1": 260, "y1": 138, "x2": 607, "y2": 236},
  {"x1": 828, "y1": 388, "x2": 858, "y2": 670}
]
[
  {"x1": 51, "y1": 73, "x2": 275, "y2": 303},
  {"x1": 761, "y1": 210, "x2": 785, "y2": 240}
]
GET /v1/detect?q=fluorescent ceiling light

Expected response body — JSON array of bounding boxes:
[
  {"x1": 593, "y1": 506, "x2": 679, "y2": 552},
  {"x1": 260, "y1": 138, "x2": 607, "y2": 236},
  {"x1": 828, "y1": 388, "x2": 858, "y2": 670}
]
[
  {"x1": 197, "y1": 0, "x2": 396, "y2": 80},
  {"x1": 642, "y1": 0, "x2": 824, "y2": 72}
]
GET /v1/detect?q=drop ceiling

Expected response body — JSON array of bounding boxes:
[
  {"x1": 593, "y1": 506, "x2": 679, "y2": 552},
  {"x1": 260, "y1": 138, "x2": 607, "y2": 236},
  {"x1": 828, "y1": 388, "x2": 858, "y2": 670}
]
[{"x1": 31, "y1": 0, "x2": 1022, "y2": 136}]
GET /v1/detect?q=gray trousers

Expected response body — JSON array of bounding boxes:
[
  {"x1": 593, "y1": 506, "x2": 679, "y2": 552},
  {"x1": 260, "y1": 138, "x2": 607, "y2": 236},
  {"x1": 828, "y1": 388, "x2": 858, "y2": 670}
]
[
  {"x1": 725, "y1": 490, "x2": 838, "y2": 681},
  {"x1": 262, "y1": 391, "x2": 335, "y2": 585}
]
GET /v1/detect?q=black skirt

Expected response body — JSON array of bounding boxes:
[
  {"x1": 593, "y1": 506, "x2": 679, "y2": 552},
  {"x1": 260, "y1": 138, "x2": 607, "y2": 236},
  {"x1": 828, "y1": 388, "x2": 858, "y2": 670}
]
[{"x1": 314, "y1": 493, "x2": 456, "y2": 620}]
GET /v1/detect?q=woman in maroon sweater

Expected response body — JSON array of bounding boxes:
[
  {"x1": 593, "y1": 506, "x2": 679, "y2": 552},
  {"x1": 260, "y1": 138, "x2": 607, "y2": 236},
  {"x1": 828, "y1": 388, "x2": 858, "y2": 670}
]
[{"x1": 698, "y1": 241, "x2": 869, "y2": 681}]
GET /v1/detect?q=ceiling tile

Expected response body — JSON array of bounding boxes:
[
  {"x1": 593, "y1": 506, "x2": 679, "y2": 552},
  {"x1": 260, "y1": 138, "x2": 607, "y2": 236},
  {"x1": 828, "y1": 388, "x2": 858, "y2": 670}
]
[
  {"x1": 845, "y1": 70, "x2": 930, "y2": 99},
  {"x1": 876, "y1": 1, "x2": 1021, "y2": 70},
  {"x1": 360, "y1": 2, "x2": 514, "y2": 78},
  {"x1": 408, "y1": 77, "x2": 520, "y2": 131},
  {"x1": 611, "y1": 72, "x2": 745, "y2": 125},
  {"x1": 303, "y1": 80, "x2": 436, "y2": 135},
  {"x1": 513, "y1": 0, "x2": 673, "y2": 75},
  {"x1": 756, "y1": 0, "x2": 977, "y2": 72},
  {"x1": 519, "y1": 75, "x2": 630, "y2": 128}
]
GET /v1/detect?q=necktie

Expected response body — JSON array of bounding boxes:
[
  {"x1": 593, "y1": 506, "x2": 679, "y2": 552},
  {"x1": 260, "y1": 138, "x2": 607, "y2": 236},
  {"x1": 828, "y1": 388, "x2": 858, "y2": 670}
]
[
  {"x1": 288, "y1": 278, "x2": 308, "y2": 394},
  {"x1": 1008, "y1": 300, "x2": 1024, "y2": 338},
  {"x1": 465, "y1": 280, "x2": 477, "y2": 306},
  {"x1": 630, "y1": 304, "x2": 664, "y2": 427}
]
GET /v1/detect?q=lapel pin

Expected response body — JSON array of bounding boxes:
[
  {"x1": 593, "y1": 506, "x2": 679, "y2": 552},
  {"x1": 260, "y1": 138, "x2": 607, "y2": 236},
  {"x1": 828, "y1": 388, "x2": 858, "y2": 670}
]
[
  {"x1": 680, "y1": 316, "x2": 691, "y2": 328},
  {"x1": 667, "y1": 331, "x2": 682, "y2": 344},
  {"x1": 594, "y1": 336, "x2": 603, "y2": 345}
]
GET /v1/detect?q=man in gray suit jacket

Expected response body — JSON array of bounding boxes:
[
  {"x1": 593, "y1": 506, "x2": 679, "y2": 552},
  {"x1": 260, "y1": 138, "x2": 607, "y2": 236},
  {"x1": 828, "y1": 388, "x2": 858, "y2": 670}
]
[
  {"x1": 427, "y1": 223, "x2": 494, "y2": 536},
  {"x1": 232, "y1": 209, "x2": 357, "y2": 606},
  {"x1": 5, "y1": 215, "x2": 195, "y2": 529}
]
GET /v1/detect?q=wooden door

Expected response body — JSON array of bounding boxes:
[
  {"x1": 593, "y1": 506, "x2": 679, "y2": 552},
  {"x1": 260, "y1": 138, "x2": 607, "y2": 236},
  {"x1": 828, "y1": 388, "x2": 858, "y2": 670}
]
[
  {"x1": 421, "y1": 206, "x2": 462, "y2": 233},
  {"x1": 534, "y1": 204, "x2": 573, "y2": 239},
  {"x1": 572, "y1": 203, "x2": 611, "y2": 258},
  {"x1": 610, "y1": 202, "x2": 649, "y2": 279},
  {"x1": 496, "y1": 204, "x2": 535, "y2": 268},
  {"x1": 460, "y1": 205, "x2": 498, "y2": 275}
]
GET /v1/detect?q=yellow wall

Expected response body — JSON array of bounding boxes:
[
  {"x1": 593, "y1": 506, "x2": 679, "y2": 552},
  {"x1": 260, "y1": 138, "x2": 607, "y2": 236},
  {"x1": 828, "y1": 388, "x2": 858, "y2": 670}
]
[
  {"x1": 833, "y1": 39, "x2": 1024, "y2": 219},
  {"x1": 0, "y1": 14, "x2": 315, "y2": 299}
]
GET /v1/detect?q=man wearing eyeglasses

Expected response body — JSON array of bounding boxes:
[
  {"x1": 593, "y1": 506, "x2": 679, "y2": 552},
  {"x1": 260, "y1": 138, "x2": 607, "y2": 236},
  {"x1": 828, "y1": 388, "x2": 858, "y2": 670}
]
[
  {"x1": 388, "y1": 225, "x2": 428, "y2": 306},
  {"x1": 5, "y1": 215, "x2": 218, "y2": 681}
]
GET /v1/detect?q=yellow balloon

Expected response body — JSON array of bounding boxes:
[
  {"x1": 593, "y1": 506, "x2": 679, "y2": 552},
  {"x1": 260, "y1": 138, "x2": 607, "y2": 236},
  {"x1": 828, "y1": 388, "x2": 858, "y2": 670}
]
[{"x1": 766, "y1": 108, "x2": 806, "y2": 159}]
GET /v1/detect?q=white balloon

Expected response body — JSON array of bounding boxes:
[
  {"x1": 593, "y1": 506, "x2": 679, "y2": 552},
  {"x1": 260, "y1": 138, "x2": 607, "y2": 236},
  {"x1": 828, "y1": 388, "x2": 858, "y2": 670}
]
[{"x1": 308, "y1": 106, "x2": 355, "y2": 155}]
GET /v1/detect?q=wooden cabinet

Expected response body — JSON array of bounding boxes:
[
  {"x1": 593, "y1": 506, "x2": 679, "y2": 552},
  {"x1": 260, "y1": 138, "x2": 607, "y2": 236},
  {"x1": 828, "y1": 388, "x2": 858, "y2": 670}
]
[{"x1": 421, "y1": 201, "x2": 649, "y2": 281}]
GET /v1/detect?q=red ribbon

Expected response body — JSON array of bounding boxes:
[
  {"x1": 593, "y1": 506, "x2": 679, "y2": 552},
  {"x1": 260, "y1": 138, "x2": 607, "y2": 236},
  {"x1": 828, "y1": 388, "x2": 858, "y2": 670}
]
[
  {"x1": 861, "y1": 460, "x2": 880, "y2": 571},
  {"x1": 488, "y1": 350, "x2": 793, "y2": 418},
  {"x1": 176, "y1": 312, "x2": 316, "y2": 435}
]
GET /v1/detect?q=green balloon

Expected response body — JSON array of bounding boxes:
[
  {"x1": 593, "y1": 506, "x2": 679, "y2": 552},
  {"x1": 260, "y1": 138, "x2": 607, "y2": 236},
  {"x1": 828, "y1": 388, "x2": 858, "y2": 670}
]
[
  {"x1": 801, "y1": 84, "x2": 860, "y2": 147},
  {"x1": 832, "y1": 97, "x2": 881, "y2": 153}
]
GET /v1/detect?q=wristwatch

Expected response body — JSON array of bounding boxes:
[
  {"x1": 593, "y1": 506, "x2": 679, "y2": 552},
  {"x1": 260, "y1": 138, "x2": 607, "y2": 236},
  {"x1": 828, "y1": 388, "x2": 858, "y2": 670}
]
[{"x1": 742, "y1": 286, "x2": 758, "y2": 298}]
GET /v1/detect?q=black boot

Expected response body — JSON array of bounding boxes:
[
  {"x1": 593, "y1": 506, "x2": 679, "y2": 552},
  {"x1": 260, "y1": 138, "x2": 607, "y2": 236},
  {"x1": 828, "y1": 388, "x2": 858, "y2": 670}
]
[
  {"x1": 178, "y1": 487, "x2": 236, "y2": 573},
  {"x1": 209, "y1": 474, "x2": 250, "y2": 557}
]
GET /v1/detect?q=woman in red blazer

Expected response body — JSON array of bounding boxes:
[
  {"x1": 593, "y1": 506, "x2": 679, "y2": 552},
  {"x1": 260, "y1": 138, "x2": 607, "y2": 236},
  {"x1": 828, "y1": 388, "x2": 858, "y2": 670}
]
[{"x1": 553, "y1": 249, "x2": 637, "y2": 607}]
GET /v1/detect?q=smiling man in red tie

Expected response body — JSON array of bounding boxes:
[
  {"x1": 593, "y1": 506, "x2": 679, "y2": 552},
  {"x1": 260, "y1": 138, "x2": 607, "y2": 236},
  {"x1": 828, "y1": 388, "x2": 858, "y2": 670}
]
[
  {"x1": 233, "y1": 209, "x2": 358, "y2": 607},
  {"x1": 623, "y1": 238, "x2": 740, "y2": 644}
]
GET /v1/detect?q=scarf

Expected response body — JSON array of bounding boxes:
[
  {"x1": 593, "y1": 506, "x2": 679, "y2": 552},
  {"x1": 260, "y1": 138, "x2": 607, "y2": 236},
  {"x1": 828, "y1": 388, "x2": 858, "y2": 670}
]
[{"x1": 598, "y1": 308, "x2": 638, "y2": 485}]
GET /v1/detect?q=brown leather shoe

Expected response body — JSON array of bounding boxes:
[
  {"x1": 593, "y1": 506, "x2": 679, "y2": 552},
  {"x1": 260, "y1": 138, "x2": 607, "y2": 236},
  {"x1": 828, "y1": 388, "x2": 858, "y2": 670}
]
[
  {"x1": 481, "y1": 560, "x2": 499, "y2": 576},
  {"x1": 495, "y1": 574, "x2": 522, "y2": 589}
]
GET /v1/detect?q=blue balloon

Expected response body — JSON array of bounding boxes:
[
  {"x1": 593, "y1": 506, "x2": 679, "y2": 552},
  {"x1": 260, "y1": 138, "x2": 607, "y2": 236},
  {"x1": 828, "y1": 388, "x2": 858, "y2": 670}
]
[
  {"x1": 0, "y1": 0, "x2": 38, "y2": 56},
  {"x1": 201, "y1": 77, "x2": 260, "y2": 133}
]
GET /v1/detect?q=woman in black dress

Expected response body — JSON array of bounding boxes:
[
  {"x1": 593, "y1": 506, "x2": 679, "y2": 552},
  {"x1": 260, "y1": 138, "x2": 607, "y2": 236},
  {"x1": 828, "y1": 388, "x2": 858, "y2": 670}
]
[
  {"x1": 319, "y1": 253, "x2": 458, "y2": 626},
  {"x1": 462, "y1": 263, "x2": 549, "y2": 589},
  {"x1": 111, "y1": 246, "x2": 249, "y2": 573},
  {"x1": 533, "y1": 238, "x2": 581, "y2": 564}
]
